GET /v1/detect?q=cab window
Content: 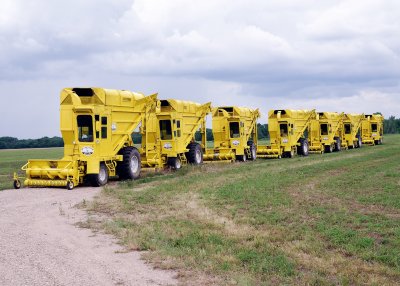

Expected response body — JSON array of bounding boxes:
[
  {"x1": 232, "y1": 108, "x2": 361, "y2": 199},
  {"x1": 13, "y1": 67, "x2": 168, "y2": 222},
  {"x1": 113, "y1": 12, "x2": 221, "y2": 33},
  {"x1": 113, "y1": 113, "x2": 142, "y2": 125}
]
[
  {"x1": 160, "y1": 120, "x2": 172, "y2": 140},
  {"x1": 229, "y1": 122, "x2": 240, "y2": 138},
  {"x1": 280, "y1": 123, "x2": 288, "y2": 137},
  {"x1": 371, "y1": 123, "x2": 378, "y2": 132},
  {"x1": 320, "y1": 124, "x2": 328, "y2": 135},
  {"x1": 77, "y1": 115, "x2": 93, "y2": 142},
  {"x1": 344, "y1": 124, "x2": 351, "y2": 134}
]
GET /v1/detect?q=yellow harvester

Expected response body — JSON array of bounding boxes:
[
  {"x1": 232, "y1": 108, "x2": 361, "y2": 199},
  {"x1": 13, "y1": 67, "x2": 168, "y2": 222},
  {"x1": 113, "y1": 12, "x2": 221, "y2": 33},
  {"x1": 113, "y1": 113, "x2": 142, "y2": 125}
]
[
  {"x1": 203, "y1": 106, "x2": 260, "y2": 162},
  {"x1": 257, "y1": 109, "x2": 315, "y2": 158},
  {"x1": 140, "y1": 99, "x2": 211, "y2": 169},
  {"x1": 342, "y1": 113, "x2": 364, "y2": 148},
  {"x1": 361, "y1": 114, "x2": 384, "y2": 145},
  {"x1": 308, "y1": 112, "x2": 344, "y2": 153},
  {"x1": 14, "y1": 87, "x2": 157, "y2": 190}
]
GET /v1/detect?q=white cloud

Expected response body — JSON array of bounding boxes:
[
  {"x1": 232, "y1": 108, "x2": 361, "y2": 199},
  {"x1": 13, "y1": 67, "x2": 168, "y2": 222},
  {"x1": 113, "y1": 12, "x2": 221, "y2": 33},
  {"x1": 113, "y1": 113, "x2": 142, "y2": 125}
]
[{"x1": 0, "y1": 0, "x2": 399, "y2": 138}]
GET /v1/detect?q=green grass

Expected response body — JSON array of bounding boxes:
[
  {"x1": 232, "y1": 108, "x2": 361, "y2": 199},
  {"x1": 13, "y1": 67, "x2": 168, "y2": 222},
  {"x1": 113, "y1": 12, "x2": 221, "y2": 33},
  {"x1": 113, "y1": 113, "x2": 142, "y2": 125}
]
[
  {"x1": 84, "y1": 134, "x2": 400, "y2": 285},
  {"x1": 0, "y1": 147, "x2": 63, "y2": 190}
]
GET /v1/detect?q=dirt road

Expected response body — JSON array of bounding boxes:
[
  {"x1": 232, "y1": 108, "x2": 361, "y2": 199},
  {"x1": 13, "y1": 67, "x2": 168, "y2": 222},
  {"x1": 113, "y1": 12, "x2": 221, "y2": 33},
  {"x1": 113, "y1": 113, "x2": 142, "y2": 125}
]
[{"x1": 0, "y1": 187, "x2": 177, "y2": 286}]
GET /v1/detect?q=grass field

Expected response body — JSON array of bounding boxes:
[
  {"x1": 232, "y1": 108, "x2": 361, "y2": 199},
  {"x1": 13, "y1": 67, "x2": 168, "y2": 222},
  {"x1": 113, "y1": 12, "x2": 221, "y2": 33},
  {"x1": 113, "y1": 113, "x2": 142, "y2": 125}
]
[
  {"x1": 0, "y1": 148, "x2": 63, "y2": 190},
  {"x1": 82, "y1": 134, "x2": 400, "y2": 285}
]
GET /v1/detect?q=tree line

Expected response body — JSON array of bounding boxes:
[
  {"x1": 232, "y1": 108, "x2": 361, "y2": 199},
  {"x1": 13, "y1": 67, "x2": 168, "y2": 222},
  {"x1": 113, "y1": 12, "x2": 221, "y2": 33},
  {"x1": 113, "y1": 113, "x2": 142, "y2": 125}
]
[{"x1": 0, "y1": 136, "x2": 64, "y2": 149}]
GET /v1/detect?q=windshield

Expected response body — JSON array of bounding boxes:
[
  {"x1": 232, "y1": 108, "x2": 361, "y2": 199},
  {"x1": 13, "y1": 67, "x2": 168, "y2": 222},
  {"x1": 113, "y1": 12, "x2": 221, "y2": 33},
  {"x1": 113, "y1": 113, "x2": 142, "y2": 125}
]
[
  {"x1": 77, "y1": 115, "x2": 93, "y2": 142},
  {"x1": 229, "y1": 122, "x2": 240, "y2": 138},
  {"x1": 159, "y1": 120, "x2": 172, "y2": 140},
  {"x1": 280, "y1": 123, "x2": 288, "y2": 137},
  {"x1": 320, "y1": 124, "x2": 328, "y2": 135}
]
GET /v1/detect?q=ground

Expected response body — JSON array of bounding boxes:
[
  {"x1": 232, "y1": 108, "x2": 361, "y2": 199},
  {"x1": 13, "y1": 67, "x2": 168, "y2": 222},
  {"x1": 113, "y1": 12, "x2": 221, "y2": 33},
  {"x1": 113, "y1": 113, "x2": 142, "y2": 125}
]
[{"x1": 0, "y1": 187, "x2": 177, "y2": 286}]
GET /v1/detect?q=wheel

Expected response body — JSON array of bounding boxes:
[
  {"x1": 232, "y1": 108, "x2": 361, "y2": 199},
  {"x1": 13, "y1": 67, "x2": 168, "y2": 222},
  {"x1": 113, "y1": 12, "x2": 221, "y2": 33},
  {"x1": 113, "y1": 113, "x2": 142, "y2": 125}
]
[
  {"x1": 116, "y1": 147, "x2": 141, "y2": 180},
  {"x1": 237, "y1": 154, "x2": 247, "y2": 162},
  {"x1": 356, "y1": 136, "x2": 362, "y2": 148},
  {"x1": 324, "y1": 144, "x2": 333, "y2": 153},
  {"x1": 167, "y1": 157, "x2": 182, "y2": 170},
  {"x1": 89, "y1": 163, "x2": 109, "y2": 187},
  {"x1": 247, "y1": 141, "x2": 257, "y2": 161},
  {"x1": 297, "y1": 138, "x2": 309, "y2": 156},
  {"x1": 334, "y1": 138, "x2": 341, "y2": 152},
  {"x1": 13, "y1": 180, "x2": 21, "y2": 189},
  {"x1": 284, "y1": 150, "x2": 294, "y2": 158},
  {"x1": 374, "y1": 140, "x2": 379, "y2": 146},
  {"x1": 66, "y1": 181, "x2": 74, "y2": 190},
  {"x1": 186, "y1": 143, "x2": 203, "y2": 165}
]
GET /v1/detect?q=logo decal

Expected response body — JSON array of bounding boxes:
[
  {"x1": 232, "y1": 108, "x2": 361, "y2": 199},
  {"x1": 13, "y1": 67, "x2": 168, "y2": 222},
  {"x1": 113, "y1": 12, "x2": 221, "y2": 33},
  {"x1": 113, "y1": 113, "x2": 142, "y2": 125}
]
[
  {"x1": 163, "y1": 143, "x2": 172, "y2": 149},
  {"x1": 232, "y1": 140, "x2": 240, "y2": 146},
  {"x1": 81, "y1": 146, "x2": 94, "y2": 156},
  {"x1": 111, "y1": 123, "x2": 117, "y2": 131}
]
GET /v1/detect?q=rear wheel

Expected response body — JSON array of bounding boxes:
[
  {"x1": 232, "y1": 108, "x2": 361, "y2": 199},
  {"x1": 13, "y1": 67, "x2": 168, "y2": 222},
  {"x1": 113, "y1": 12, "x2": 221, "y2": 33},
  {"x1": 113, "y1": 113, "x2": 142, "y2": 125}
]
[
  {"x1": 186, "y1": 143, "x2": 203, "y2": 165},
  {"x1": 167, "y1": 157, "x2": 182, "y2": 170},
  {"x1": 298, "y1": 138, "x2": 309, "y2": 156},
  {"x1": 247, "y1": 141, "x2": 256, "y2": 161},
  {"x1": 89, "y1": 163, "x2": 109, "y2": 187},
  {"x1": 117, "y1": 147, "x2": 141, "y2": 180}
]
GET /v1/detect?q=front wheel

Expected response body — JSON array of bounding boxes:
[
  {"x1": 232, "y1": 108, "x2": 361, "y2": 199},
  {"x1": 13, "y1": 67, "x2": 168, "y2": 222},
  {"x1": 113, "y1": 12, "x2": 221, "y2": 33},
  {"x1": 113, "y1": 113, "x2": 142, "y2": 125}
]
[
  {"x1": 13, "y1": 180, "x2": 21, "y2": 189},
  {"x1": 66, "y1": 181, "x2": 74, "y2": 190},
  {"x1": 167, "y1": 157, "x2": 182, "y2": 170},
  {"x1": 89, "y1": 163, "x2": 109, "y2": 187},
  {"x1": 334, "y1": 138, "x2": 341, "y2": 152}
]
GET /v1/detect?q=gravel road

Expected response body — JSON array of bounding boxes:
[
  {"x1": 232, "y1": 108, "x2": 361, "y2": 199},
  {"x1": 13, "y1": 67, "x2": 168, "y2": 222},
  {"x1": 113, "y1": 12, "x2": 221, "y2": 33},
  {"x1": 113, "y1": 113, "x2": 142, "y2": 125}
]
[{"x1": 0, "y1": 187, "x2": 177, "y2": 286}]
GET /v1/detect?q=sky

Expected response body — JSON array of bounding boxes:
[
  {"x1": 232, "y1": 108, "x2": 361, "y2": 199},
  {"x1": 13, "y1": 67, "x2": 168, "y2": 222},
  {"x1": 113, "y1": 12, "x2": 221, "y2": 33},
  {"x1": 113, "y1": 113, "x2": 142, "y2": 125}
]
[{"x1": 1, "y1": 0, "x2": 399, "y2": 138}]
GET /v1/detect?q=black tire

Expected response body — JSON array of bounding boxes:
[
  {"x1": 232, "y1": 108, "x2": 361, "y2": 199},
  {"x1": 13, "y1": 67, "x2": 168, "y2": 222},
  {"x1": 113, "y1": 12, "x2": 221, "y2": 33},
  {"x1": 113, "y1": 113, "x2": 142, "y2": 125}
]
[
  {"x1": 334, "y1": 137, "x2": 341, "y2": 152},
  {"x1": 324, "y1": 144, "x2": 333, "y2": 153},
  {"x1": 374, "y1": 140, "x2": 379, "y2": 146},
  {"x1": 237, "y1": 154, "x2": 247, "y2": 162},
  {"x1": 13, "y1": 180, "x2": 21, "y2": 189},
  {"x1": 116, "y1": 147, "x2": 141, "y2": 180},
  {"x1": 186, "y1": 143, "x2": 203, "y2": 165},
  {"x1": 167, "y1": 157, "x2": 182, "y2": 170},
  {"x1": 89, "y1": 163, "x2": 109, "y2": 187},
  {"x1": 297, "y1": 138, "x2": 309, "y2": 156},
  {"x1": 356, "y1": 135, "x2": 362, "y2": 148},
  {"x1": 284, "y1": 150, "x2": 295, "y2": 158},
  {"x1": 247, "y1": 141, "x2": 257, "y2": 161},
  {"x1": 66, "y1": 181, "x2": 74, "y2": 190}
]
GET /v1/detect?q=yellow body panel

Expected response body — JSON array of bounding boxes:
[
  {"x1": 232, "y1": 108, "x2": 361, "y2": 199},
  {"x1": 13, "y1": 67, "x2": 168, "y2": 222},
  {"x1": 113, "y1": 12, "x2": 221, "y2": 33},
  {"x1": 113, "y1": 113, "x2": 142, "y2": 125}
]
[
  {"x1": 361, "y1": 114, "x2": 384, "y2": 145},
  {"x1": 141, "y1": 99, "x2": 211, "y2": 168},
  {"x1": 204, "y1": 106, "x2": 260, "y2": 162},
  {"x1": 308, "y1": 112, "x2": 344, "y2": 153},
  {"x1": 258, "y1": 109, "x2": 316, "y2": 158},
  {"x1": 22, "y1": 87, "x2": 157, "y2": 188}
]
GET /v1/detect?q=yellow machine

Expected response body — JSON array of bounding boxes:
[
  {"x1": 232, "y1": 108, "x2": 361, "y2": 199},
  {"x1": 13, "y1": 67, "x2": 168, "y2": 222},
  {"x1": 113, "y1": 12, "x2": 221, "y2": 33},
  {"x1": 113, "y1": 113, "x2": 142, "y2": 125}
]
[
  {"x1": 257, "y1": 109, "x2": 315, "y2": 158},
  {"x1": 342, "y1": 113, "x2": 364, "y2": 149},
  {"x1": 361, "y1": 114, "x2": 384, "y2": 145},
  {"x1": 13, "y1": 87, "x2": 157, "y2": 190},
  {"x1": 203, "y1": 106, "x2": 260, "y2": 162},
  {"x1": 140, "y1": 99, "x2": 211, "y2": 169},
  {"x1": 308, "y1": 112, "x2": 344, "y2": 153}
]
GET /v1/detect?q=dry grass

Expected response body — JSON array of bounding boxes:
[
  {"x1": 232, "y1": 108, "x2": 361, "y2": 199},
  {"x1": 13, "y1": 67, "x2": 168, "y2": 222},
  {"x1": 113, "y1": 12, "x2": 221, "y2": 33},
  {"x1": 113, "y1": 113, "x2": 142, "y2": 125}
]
[{"x1": 82, "y1": 135, "x2": 400, "y2": 285}]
